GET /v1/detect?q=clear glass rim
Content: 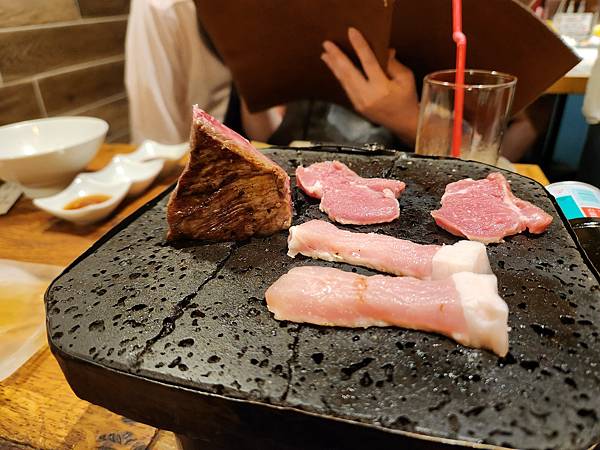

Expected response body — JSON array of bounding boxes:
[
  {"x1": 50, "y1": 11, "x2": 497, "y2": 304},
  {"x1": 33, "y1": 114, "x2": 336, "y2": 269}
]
[{"x1": 424, "y1": 69, "x2": 518, "y2": 90}]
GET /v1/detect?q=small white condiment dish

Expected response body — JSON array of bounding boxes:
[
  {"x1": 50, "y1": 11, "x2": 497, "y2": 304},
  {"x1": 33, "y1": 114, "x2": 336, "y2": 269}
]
[
  {"x1": 0, "y1": 117, "x2": 108, "y2": 198},
  {"x1": 78, "y1": 156, "x2": 164, "y2": 197},
  {"x1": 33, "y1": 177, "x2": 130, "y2": 225},
  {"x1": 128, "y1": 140, "x2": 188, "y2": 174}
]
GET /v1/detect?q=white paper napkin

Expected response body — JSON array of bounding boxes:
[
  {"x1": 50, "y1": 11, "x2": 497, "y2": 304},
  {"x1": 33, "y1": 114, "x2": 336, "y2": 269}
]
[
  {"x1": 0, "y1": 259, "x2": 62, "y2": 381},
  {"x1": 583, "y1": 51, "x2": 600, "y2": 125}
]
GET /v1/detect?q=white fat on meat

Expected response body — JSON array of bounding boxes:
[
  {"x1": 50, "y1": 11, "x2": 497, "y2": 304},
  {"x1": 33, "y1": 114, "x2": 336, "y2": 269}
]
[
  {"x1": 449, "y1": 272, "x2": 509, "y2": 357},
  {"x1": 265, "y1": 266, "x2": 509, "y2": 356},
  {"x1": 430, "y1": 240, "x2": 492, "y2": 280},
  {"x1": 287, "y1": 220, "x2": 492, "y2": 280}
]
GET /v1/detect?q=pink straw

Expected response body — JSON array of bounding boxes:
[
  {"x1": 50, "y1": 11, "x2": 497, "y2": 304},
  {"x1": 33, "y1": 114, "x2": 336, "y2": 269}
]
[{"x1": 451, "y1": 0, "x2": 466, "y2": 158}]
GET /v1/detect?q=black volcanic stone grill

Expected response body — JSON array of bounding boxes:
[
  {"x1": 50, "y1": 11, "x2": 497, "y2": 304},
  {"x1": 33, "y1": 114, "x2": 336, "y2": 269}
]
[{"x1": 46, "y1": 148, "x2": 600, "y2": 450}]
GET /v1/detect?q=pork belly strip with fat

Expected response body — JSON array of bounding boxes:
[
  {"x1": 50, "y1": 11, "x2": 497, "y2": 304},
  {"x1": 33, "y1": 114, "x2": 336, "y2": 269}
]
[
  {"x1": 167, "y1": 106, "x2": 292, "y2": 241},
  {"x1": 295, "y1": 161, "x2": 406, "y2": 225},
  {"x1": 431, "y1": 172, "x2": 553, "y2": 244},
  {"x1": 287, "y1": 220, "x2": 492, "y2": 279},
  {"x1": 265, "y1": 266, "x2": 509, "y2": 356}
]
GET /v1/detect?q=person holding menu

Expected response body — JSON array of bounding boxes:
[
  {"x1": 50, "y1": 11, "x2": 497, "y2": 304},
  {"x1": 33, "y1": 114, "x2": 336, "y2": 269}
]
[
  {"x1": 125, "y1": 0, "x2": 285, "y2": 145},
  {"x1": 320, "y1": 27, "x2": 420, "y2": 147},
  {"x1": 128, "y1": 0, "x2": 577, "y2": 156},
  {"x1": 193, "y1": 0, "x2": 577, "y2": 151}
]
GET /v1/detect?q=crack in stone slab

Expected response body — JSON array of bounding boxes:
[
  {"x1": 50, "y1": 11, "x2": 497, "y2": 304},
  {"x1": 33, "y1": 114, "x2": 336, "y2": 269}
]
[
  {"x1": 281, "y1": 328, "x2": 301, "y2": 401},
  {"x1": 383, "y1": 154, "x2": 402, "y2": 178},
  {"x1": 132, "y1": 243, "x2": 238, "y2": 369}
]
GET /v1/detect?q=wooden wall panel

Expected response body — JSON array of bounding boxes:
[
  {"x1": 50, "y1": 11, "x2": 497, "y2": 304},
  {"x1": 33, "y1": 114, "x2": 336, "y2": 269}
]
[
  {"x1": 39, "y1": 60, "x2": 125, "y2": 115},
  {"x1": 0, "y1": 0, "x2": 80, "y2": 28},
  {"x1": 78, "y1": 0, "x2": 130, "y2": 17},
  {"x1": 0, "y1": 82, "x2": 42, "y2": 126},
  {"x1": 0, "y1": 3, "x2": 131, "y2": 141},
  {"x1": 0, "y1": 19, "x2": 127, "y2": 82},
  {"x1": 77, "y1": 97, "x2": 129, "y2": 142}
]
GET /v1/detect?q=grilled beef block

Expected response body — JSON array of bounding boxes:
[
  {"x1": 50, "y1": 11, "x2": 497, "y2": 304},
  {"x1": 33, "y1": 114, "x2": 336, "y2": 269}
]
[{"x1": 167, "y1": 107, "x2": 292, "y2": 241}]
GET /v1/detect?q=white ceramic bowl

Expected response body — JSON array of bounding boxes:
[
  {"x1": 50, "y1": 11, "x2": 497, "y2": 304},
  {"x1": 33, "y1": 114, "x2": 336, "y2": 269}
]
[
  {"x1": 33, "y1": 177, "x2": 130, "y2": 225},
  {"x1": 128, "y1": 140, "x2": 188, "y2": 175},
  {"x1": 0, "y1": 117, "x2": 108, "y2": 198},
  {"x1": 78, "y1": 156, "x2": 164, "y2": 197}
]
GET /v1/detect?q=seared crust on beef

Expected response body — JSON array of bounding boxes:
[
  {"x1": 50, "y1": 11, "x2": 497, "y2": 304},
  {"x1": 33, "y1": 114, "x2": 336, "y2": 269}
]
[{"x1": 167, "y1": 109, "x2": 292, "y2": 241}]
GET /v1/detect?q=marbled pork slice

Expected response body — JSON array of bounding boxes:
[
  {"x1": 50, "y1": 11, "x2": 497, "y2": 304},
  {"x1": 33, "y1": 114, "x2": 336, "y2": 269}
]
[
  {"x1": 431, "y1": 172, "x2": 553, "y2": 244},
  {"x1": 319, "y1": 185, "x2": 400, "y2": 225},
  {"x1": 296, "y1": 161, "x2": 405, "y2": 197},
  {"x1": 295, "y1": 161, "x2": 405, "y2": 225},
  {"x1": 167, "y1": 106, "x2": 292, "y2": 241},
  {"x1": 265, "y1": 266, "x2": 509, "y2": 356},
  {"x1": 287, "y1": 220, "x2": 492, "y2": 279}
]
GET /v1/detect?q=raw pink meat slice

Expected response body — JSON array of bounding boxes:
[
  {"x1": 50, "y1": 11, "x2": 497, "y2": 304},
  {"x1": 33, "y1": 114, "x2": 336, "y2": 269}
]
[
  {"x1": 288, "y1": 220, "x2": 492, "y2": 279},
  {"x1": 265, "y1": 266, "x2": 509, "y2": 356},
  {"x1": 431, "y1": 172, "x2": 553, "y2": 244},
  {"x1": 319, "y1": 185, "x2": 400, "y2": 225},
  {"x1": 295, "y1": 161, "x2": 406, "y2": 225},
  {"x1": 296, "y1": 161, "x2": 405, "y2": 197}
]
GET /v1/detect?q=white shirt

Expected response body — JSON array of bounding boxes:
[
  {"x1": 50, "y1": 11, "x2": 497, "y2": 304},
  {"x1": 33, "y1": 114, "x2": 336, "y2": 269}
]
[
  {"x1": 583, "y1": 53, "x2": 600, "y2": 125},
  {"x1": 125, "y1": 0, "x2": 232, "y2": 144}
]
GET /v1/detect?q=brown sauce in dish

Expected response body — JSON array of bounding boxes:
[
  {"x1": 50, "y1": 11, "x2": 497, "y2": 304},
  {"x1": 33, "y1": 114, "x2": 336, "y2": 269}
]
[{"x1": 64, "y1": 194, "x2": 111, "y2": 210}]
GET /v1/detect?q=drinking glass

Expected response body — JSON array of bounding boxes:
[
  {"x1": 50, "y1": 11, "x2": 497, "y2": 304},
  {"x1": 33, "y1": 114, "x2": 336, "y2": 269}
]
[{"x1": 415, "y1": 70, "x2": 517, "y2": 165}]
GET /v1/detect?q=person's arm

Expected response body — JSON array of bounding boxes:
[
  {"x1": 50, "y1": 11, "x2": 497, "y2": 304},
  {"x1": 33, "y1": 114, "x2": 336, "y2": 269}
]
[
  {"x1": 500, "y1": 111, "x2": 539, "y2": 162},
  {"x1": 240, "y1": 100, "x2": 286, "y2": 143},
  {"x1": 320, "y1": 27, "x2": 420, "y2": 147},
  {"x1": 125, "y1": 0, "x2": 230, "y2": 145},
  {"x1": 125, "y1": 0, "x2": 186, "y2": 144}
]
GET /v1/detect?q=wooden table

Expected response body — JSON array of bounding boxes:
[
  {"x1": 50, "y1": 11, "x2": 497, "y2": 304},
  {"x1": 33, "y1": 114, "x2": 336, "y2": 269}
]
[
  {"x1": 0, "y1": 144, "x2": 550, "y2": 449},
  {"x1": 546, "y1": 47, "x2": 596, "y2": 95},
  {"x1": 547, "y1": 75, "x2": 589, "y2": 95},
  {"x1": 0, "y1": 144, "x2": 180, "y2": 450}
]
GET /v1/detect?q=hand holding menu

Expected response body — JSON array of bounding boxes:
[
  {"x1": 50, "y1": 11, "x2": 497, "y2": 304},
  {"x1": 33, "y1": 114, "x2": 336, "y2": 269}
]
[{"x1": 195, "y1": 0, "x2": 579, "y2": 113}]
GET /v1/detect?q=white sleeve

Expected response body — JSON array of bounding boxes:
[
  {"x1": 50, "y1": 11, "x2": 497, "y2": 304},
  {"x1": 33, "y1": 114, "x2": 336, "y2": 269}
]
[
  {"x1": 174, "y1": 0, "x2": 232, "y2": 127},
  {"x1": 125, "y1": 0, "x2": 230, "y2": 144},
  {"x1": 583, "y1": 54, "x2": 600, "y2": 125}
]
